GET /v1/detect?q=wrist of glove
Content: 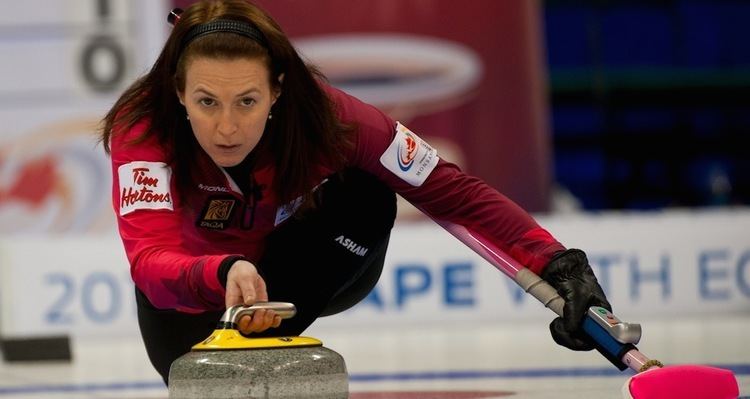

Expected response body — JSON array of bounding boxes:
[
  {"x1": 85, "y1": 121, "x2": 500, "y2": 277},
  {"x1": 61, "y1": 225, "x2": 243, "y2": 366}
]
[{"x1": 541, "y1": 248, "x2": 612, "y2": 351}]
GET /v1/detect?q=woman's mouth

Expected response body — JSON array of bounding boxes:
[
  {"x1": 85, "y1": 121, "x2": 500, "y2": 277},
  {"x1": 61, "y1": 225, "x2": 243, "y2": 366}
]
[{"x1": 216, "y1": 144, "x2": 241, "y2": 153}]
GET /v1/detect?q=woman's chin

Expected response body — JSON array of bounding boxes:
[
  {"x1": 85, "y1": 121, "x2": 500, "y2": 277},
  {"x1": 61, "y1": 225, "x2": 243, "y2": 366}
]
[{"x1": 212, "y1": 155, "x2": 245, "y2": 168}]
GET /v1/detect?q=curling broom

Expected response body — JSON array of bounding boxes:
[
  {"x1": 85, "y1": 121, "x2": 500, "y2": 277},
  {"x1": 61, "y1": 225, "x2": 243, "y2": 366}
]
[{"x1": 432, "y1": 218, "x2": 740, "y2": 399}]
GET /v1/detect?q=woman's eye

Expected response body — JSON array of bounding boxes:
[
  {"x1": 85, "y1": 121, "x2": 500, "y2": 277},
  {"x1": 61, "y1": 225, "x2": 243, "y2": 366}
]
[
  {"x1": 240, "y1": 98, "x2": 256, "y2": 106},
  {"x1": 199, "y1": 98, "x2": 215, "y2": 106}
]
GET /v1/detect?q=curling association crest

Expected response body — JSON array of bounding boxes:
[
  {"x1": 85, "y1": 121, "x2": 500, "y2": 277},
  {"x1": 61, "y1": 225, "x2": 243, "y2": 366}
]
[
  {"x1": 197, "y1": 197, "x2": 236, "y2": 230},
  {"x1": 379, "y1": 122, "x2": 439, "y2": 187}
]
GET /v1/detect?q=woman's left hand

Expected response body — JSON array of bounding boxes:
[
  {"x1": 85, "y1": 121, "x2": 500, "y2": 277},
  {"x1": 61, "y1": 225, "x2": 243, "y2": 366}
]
[{"x1": 541, "y1": 248, "x2": 612, "y2": 351}]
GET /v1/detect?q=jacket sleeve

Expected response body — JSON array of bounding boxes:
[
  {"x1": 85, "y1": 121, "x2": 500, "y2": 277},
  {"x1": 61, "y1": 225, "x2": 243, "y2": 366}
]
[
  {"x1": 110, "y1": 121, "x2": 233, "y2": 313},
  {"x1": 327, "y1": 85, "x2": 565, "y2": 274}
]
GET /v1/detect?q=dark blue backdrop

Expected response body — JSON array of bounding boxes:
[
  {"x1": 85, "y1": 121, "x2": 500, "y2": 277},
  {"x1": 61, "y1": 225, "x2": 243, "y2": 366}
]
[{"x1": 545, "y1": 1, "x2": 750, "y2": 210}]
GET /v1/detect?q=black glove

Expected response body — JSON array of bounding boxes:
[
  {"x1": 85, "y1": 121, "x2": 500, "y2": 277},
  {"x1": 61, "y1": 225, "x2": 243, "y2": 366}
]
[{"x1": 541, "y1": 249, "x2": 612, "y2": 351}]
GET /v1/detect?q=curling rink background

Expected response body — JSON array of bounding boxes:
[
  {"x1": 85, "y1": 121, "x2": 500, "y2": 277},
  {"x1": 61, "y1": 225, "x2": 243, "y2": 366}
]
[{"x1": 0, "y1": 315, "x2": 747, "y2": 398}]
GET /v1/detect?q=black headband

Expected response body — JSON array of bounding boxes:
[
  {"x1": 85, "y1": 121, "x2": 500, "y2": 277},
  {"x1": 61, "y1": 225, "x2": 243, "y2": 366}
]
[{"x1": 180, "y1": 19, "x2": 269, "y2": 52}]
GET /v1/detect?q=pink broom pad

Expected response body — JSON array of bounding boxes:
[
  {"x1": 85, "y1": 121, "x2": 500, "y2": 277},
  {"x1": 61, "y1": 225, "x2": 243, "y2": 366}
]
[{"x1": 624, "y1": 365, "x2": 739, "y2": 399}]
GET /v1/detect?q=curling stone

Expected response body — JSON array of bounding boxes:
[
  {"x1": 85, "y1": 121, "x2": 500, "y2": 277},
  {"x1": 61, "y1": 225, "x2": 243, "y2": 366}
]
[{"x1": 168, "y1": 303, "x2": 348, "y2": 399}]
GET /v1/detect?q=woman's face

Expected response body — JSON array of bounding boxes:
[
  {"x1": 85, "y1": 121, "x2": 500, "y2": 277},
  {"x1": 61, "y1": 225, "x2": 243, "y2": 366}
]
[{"x1": 178, "y1": 57, "x2": 280, "y2": 167}]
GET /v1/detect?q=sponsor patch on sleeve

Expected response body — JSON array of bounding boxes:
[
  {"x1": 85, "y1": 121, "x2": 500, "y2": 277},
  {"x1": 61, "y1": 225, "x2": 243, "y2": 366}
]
[
  {"x1": 379, "y1": 122, "x2": 439, "y2": 187},
  {"x1": 118, "y1": 161, "x2": 174, "y2": 216}
]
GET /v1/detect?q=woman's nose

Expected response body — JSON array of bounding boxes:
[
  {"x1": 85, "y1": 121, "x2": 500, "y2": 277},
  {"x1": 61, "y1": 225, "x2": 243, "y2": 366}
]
[{"x1": 217, "y1": 109, "x2": 238, "y2": 136}]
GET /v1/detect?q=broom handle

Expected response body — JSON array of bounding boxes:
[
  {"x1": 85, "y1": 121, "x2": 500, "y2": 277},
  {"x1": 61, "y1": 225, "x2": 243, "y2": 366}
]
[{"x1": 432, "y1": 218, "x2": 656, "y2": 373}]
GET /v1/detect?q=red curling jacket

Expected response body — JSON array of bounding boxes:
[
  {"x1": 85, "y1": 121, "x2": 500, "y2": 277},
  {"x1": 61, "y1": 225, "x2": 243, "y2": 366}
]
[{"x1": 110, "y1": 84, "x2": 565, "y2": 313}]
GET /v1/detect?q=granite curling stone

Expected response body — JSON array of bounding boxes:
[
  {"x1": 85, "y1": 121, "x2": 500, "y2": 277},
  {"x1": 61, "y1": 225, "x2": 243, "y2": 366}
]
[{"x1": 168, "y1": 303, "x2": 348, "y2": 399}]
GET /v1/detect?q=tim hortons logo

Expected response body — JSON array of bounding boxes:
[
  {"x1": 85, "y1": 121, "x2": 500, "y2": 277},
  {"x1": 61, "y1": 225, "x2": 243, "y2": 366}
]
[{"x1": 121, "y1": 167, "x2": 171, "y2": 208}]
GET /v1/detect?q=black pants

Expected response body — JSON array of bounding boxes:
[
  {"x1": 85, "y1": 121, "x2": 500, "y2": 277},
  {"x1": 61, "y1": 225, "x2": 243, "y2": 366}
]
[{"x1": 136, "y1": 169, "x2": 397, "y2": 385}]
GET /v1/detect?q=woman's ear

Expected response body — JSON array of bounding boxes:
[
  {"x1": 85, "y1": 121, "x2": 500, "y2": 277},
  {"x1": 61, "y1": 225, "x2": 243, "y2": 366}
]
[
  {"x1": 176, "y1": 89, "x2": 185, "y2": 106},
  {"x1": 272, "y1": 73, "x2": 285, "y2": 104}
]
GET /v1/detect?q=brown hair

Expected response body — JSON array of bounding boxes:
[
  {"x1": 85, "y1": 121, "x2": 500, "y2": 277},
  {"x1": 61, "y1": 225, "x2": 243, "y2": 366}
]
[{"x1": 100, "y1": 0, "x2": 351, "y2": 205}]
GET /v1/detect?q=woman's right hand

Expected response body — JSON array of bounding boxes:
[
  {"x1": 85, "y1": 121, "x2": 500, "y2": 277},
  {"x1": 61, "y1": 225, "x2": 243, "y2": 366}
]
[{"x1": 225, "y1": 260, "x2": 282, "y2": 334}]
